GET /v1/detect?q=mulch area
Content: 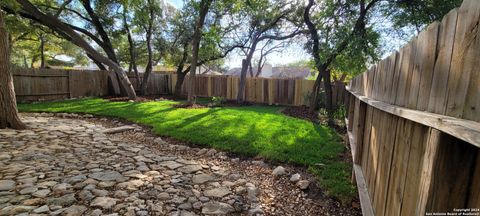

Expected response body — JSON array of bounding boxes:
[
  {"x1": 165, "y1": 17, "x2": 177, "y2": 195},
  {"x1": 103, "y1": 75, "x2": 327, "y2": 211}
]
[
  {"x1": 102, "y1": 95, "x2": 178, "y2": 102},
  {"x1": 172, "y1": 103, "x2": 208, "y2": 109},
  {"x1": 281, "y1": 106, "x2": 319, "y2": 123}
]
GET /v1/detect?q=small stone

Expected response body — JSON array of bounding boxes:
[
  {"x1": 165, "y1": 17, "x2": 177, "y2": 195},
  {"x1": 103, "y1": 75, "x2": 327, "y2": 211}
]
[
  {"x1": 19, "y1": 186, "x2": 38, "y2": 195},
  {"x1": 103, "y1": 126, "x2": 135, "y2": 134},
  {"x1": 272, "y1": 166, "x2": 286, "y2": 176},
  {"x1": 204, "y1": 187, "x2": 231, "y2": 198},
  {"x1": 249, "y1": 207, "x2": 264, "y2": 215},
  {"x1": 90, "y1": 197, "x2": 117, "y2": 209},
  {"x1": 63, "y1": 205, "x2": 88, "y2": 216},
  {"x1": 205, "y1": 149, "x2": 217, "y2": 156},
  {"x1": 196, "y1": 149, "x2": 207, "y2": 155},
  {"x1": 178, "y1": 165, "x2": 203, "y2": 174},
  {"x1": 78, "y1": 190, "x2": 94, "y2": 201},
  {"x1": 154, "y1": 137, "x2": 166, "y2": 144},
  {"x1": 201, "y1": 201, "x2": 235, "y2": 215},
  {"x1": 247, "y1": 187, "x2": 258, "y2": 202},
  {"x1": 52, "y1": 183, "x2": 71, "y2": 195},
  {"x1": 199, "y1": 196, "x2": 209, "y2": 202},
  {"x1": 22, "y1": 198, "x2": 44, "y2": 206},
  {"x1": 297, "y1": 180, "x2": 310, "y2": 190},
  {"x1": 89, "y1": 171, "x2": 123, "y2": 182},
  {"x1": 192, "y1": 201, "x2": 203, "y2": 209},
  {"x1": 9, "y1": 205, "x2": 36, "y2": 214},
  {"x1": 91, "y1": 209, "x2": 103, "y2": 216},
  {"x1": 47, "y1": 193, "x2": 77, "y2": 206},
  {"x1": 92, "y1": 189, "x2": 109, "y2": 197},
  {"x1": 159, "y1": 161, "x2": 184, "y2": 170},
  {"x1": 33, "y1": 205, "x2": 49, "y2": 213},
  {"x1": 0, "y1": 180, "x2": 15, "y2": 191},
  {"x1": 66, "y1": 175, "x2": 87, "y2": 184},
  {"x1": 158, "y1": 192, "x2": 170, "y2": 200},
  {"x1": 32, "y1": 189, "x2": 50, "y2": 198},
  {"x1": 251, "y1": 161, "x2": 265, "y2": 166},
  {"x1": 98, "y1": 181, "x2": 116, "y2": 188},
  {"x1": 114, "y1": 190, "x2": 129, "y2": 198},
  {"x1": 290, "y1": 173, "x2": 301, "y2": 183},
  {"x1": 192, "y1": 174, "x2": 214, "y2": 184},
  {"x1": 117, "y1": 179, "x2": 143, "y2": 191},
  {"x1": 178, "y1": 202, "x2": 192, "y2": 210}
]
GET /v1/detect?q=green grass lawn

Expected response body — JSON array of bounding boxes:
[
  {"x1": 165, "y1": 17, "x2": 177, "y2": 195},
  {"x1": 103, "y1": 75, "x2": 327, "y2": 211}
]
[{"x1": 18, "y1": 98, "x2": 355, "y2": 201}]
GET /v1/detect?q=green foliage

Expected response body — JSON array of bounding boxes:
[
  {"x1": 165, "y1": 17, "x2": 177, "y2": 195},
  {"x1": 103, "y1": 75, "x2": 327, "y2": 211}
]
[
  {"x1": 19, "y1": 98, "x2": 355, "y2": 201},
  {"x1": 333, "y1": 105, "x2": 346, "y2": 120},
  {"x1": 305, "y1": 0, "x2": 381, "y2": 78},
  {"x1": 382, "y1": 0, "x2": 463, "y2": 31},
  {"x1": 5, "y1": 14, "x2": 88, "y2": 68},
  {"x1": 209, "y1": 96, "x2": 226, "y2": 107}
]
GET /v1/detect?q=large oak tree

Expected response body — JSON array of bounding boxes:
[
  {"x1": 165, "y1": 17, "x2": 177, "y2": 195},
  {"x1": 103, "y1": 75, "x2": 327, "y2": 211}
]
[{"x1": 0, "y1": 11, "x2": 26, "y2": 129}]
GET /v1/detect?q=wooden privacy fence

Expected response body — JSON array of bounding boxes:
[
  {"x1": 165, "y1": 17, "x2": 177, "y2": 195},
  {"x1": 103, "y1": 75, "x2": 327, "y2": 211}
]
[
  {"x1": 12, "y1": 68, "x2": 347, "y2": 108},
  {"x1": 170, "y1": 74, "x2": 347, "y2": 107},
  {"x1": 12, "y1": 68, "x2": 109, "y2": 102},
  {"x1": 346, "y1": 0, "x2": 480, "y2": 215},
  {"x1": 127, "y1": 73, "x2": 170, "y2": 95}
]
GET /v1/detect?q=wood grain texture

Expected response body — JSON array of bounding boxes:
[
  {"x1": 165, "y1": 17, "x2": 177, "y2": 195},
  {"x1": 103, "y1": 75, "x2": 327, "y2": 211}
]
[
  {"x1": 415, "y1": 22, "x2": 440, "y2": 111},
  {"x1": 446, "y1": 0, "x2": 480, "y2": 118},
  {"x1": 399, "y1": 123, "x2": 429, "y2": 216},
  {"x1": 384, "y1": 119, "x2": 414, "y2": 216},
  {"x1": 428, "y1": 9, "x2": 459, "y2": 114},
  {"x1": 423, "y1": 132, "x2": 477, "y2": 212},
  {"x1": 468, "y1": 150, "x2": 480, "y2": 208}
]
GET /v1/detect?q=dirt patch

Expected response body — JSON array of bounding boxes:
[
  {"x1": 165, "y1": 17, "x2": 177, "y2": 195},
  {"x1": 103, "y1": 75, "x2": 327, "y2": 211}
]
[
  {"x1": 172, "y1": 103, "x2": 209, "y2": 109},
  {"x1": 282, "y1": 106, "x2": 319, "y2": 123},
  {"x1": 103, "y1": 95, "x2": 178, "y2": 102}
]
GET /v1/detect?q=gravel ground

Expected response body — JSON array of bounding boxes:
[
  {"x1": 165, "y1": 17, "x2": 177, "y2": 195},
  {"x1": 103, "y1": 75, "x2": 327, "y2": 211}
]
[{"x1": 0, "y1": 113, "x2": 361, "y2": 216}]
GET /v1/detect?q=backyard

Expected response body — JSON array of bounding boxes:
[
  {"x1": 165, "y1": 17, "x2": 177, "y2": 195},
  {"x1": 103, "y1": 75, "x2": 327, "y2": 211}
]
[
  {"x1": 18, "y1": 98, "x2": 355, "y2": 200},
  {"x1": 1, "y1": 0, "x2": 478, "y2": 215}
]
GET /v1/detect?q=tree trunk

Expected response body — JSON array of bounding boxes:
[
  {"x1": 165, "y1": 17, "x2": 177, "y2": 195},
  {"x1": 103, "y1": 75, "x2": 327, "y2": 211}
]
[
  {"x1": 87, "y1": 53, "x2": 107, "y2": 71},
  {"x1": 123, "y1": 10, "x2": 140, "y2": 87},
  {"x1": 15, "y1": 0, "x2": 136, "y2": 99},
  {"x1": 139, "y1": 0, "x2": 155, "y2": 96},
  {"x1": 187, "y1": 0, "x2": 211, "y2": 103},
  {"x1": 0, "y1": 12, "x2": 26, "y2": 129},
  {"x1": 309, "y1": 72, "x2": 323, "y2": 111},
  {"x1": 255, "y1": 55, "x2": 264, "y2": 77},
  {"x1": 40, "y1": 34, "x2": 45, "y2": 68},
  {"x1": 23, "y1": 55, "x2": 28, "y2": 68},
  {"x1": 249, "y1": 61, "x2": 254, "y2": 77},
  {"x1": 174, "y1": 44, "x2": 189, "y2": 98},
  {"x1": 237, "y1": 37, "x2": 258, "y2": 103},
  {"x1": 80, "y1": 0, "x2": 118, "y2": 63},
  {"x1": 174, "y1": 71, "x2": 186, "y2": 98},
  {"x1": 323, "y1": 70, "x2": 334, "y2": 125}
]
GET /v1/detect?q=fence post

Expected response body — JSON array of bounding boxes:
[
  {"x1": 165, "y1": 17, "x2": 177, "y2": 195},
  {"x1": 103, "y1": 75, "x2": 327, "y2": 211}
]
[
  {"x1": 347, "y1": 93, "x2": 355, "y2": 132},
  {"x1": 67, "y1": 70, "x2": 72, "y2": 98},
  {"x1": 353, "y1": 99, "x2": 367, "y2": 165}
]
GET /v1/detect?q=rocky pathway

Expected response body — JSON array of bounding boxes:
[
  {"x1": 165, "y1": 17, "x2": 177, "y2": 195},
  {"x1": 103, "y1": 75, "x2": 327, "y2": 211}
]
[{"x1": 0, "y1": 113, "x2": 360, "y2": 216}]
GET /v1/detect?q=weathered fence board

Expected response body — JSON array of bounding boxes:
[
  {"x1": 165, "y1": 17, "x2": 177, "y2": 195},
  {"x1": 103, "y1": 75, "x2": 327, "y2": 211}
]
[
  {"x1": 167, "y1": 74, "x2": 346, "y2": 107},
  {"x1": 346, "y1": 0, "x2": 480, "y2": 215},
  {"x1": 13, "y1": 68, "x2": 109, "y2": 102},
  {"x1": 13, "y1": 67, "x2": 346, "y2": 108}
]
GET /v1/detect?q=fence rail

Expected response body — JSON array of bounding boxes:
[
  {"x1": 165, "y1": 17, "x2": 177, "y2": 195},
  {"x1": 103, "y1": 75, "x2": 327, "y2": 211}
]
[{"x1": 346, "y1": 0, "x2": 480, "y2": 215}]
